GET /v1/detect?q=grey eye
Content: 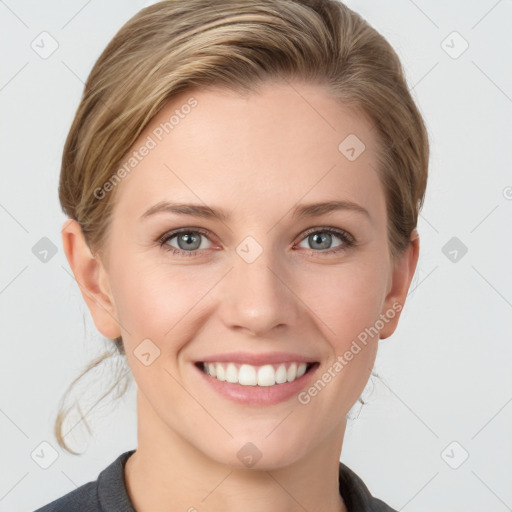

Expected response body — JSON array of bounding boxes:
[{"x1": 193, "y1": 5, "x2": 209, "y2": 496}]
[
  {"x1": 298, "y1": 231, "x2": 343, "y2": 251},
  {"x1": 167, "y1": 231, "x2": 209, "y2": 251}
]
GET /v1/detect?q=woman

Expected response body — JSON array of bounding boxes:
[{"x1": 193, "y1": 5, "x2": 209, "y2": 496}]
[{"x1": 35, "y1": 0, "x2": 428, "y2": 510}]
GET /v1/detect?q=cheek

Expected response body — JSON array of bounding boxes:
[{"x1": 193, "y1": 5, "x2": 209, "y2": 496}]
[
  {"x1": 290, "y1": 261, "x2": 388, "y2": 417},
  {"x1": 109, "y1": 249, "x2": 387, "y2": 424},
  {"x1": 109, "y1": 241, "x2": 389, "y2": 355},
  {"x1": 109, "y1": 257, "x2": 219, "y2": 346},
  {"x1": 299, "y1": 260, "x2": 388, "y2": 348}
]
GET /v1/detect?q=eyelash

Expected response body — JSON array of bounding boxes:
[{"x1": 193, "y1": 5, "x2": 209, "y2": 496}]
[{"x1": 157, "y1": 226, "x2": 356, "y2": 258}]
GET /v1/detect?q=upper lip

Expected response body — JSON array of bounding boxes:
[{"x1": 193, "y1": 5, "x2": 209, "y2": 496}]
[{"x1": 196, "y1": 352, "x2": 318, "y2": 366}]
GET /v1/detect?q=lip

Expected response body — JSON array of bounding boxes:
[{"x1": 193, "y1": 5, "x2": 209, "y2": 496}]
[
  {"x1": 195, "y1": 351, "x2": 317, "y2": 366},
  {"x1": 194, "y1": 361, "x2": 320, "y2": 406}
]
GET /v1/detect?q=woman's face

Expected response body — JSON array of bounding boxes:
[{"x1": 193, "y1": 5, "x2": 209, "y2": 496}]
[{"x1": 70, "y1": 80, "x2": 417, "y2": 469}]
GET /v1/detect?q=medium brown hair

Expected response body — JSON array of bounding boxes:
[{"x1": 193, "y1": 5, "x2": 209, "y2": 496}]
[{"x1": 55, "y1": 0, "x2": 429, "y2": 453}]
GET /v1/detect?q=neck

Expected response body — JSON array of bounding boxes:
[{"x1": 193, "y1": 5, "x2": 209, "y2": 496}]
[{"x1": 124, "y1": 390, "x2": 348, "y2": 512}]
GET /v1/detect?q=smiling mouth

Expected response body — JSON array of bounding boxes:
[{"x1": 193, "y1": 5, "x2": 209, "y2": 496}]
[{"x1": 194, "y1": 361, "x2": 318, "y2": 387}]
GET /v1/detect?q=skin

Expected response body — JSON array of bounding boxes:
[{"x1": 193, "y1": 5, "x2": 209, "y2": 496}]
[{"x1": 62, "y1": 80, "x2": 419, "y2": 512}]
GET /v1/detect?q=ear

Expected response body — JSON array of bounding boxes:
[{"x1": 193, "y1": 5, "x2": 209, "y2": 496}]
[
  {"x1": 379, "y1": 229, "x2": 420, "y2": 339},
  {"x1": 61, "y1": 218, "x2": 121, "y2": 339}
]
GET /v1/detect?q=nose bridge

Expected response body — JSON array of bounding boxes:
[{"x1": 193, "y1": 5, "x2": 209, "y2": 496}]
[{"x1": 219, "y1": 236, "x2": 298, "y2": 335}]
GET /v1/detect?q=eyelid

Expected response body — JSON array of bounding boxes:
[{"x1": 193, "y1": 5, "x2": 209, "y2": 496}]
[
  {"x1": 158, "y1": 225, "x2": 356, "y2": 256},
  {"x1": 158, "y1": 226, "x2": 212, "y2": 242},
  {"x1": 158, "y1": 227, "x2": 216, "y2": 255},
  {"x1": 298, "y1": 226, "x2": 355, "y2": 245}
]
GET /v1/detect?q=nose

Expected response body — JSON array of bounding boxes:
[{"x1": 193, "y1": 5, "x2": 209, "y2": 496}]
[{"x1": 218, "y1": 244, "x2": 300, "y2": 337}]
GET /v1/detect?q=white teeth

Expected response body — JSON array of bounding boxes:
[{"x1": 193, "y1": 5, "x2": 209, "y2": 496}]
[
  {"x1": 207, "y1": 363, "x2": 217, "y2": 377},
  {"x1": 287, "y1": 362, "x2": 297, "y2": 381},
  {"x1": 216, "y1": 364, "x2": 226, "y2": 381},
  {"x1": 201, "y1": 361, "x2": 310, "y2": 386},
  {"x1": 275, "y1": 364, "x2": 288, "y2": 384},
  {"x1": 226, "y1": 363, "x2": 238, "y2": 383},
  {"x1": 239, "y1": 364, "x2": 257, "y2": 385},
  {"x1": 257, "y1": 365, "x2": 275, "y2": 386},
  {"x1": 296, "y1": 363, "x2": 307, "y2": 378}
]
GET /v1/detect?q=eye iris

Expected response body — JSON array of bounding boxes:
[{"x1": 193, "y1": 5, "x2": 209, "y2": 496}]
[
  {"x1": 178, "y1": 232, "x2": 201, "y2": 250},
  {"x1": 169, "y1": 230, "x2": 343, "y2": 252},
  {"x1": 310, "y1": 232, "x2": 331, "y2": 250}
]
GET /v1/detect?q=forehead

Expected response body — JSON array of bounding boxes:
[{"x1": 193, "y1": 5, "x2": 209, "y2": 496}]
[{"x1": 112, "y1": 80, "x2": 384, "y2": 223}]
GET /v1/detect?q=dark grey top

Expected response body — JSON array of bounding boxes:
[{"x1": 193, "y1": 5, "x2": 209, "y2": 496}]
[{"x1": 33, "y1": 449, "x2": 397, "y2": 511}]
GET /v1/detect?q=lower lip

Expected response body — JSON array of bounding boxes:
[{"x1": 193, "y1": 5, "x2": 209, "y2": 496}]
[{"x1": 194, "y1": 363, "x2": 319, "y2": 405}]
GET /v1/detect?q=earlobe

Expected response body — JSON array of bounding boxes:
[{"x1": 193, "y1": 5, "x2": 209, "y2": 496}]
[
  {"x1": 61, "y1": 219, "x2": 122, "y2": 339},
  {"x1": 379, "y1": 230, "x2": 420, "y2": 340}
]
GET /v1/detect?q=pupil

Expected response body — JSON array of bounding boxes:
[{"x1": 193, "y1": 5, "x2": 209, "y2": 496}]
[
  {"x1": 311, "y1": 232, "x2": 330, "y2": 250},
  {"x1": 180, "y1": 233, "x2": 199, "y2": 249}
]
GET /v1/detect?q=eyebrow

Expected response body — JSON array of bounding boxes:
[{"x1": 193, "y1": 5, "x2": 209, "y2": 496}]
[{"x1": 140, "y1": 199, "x2": 371, "y2": 222}]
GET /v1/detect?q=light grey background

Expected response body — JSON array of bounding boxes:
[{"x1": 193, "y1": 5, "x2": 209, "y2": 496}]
[{"x1": 1, "y1": 1, "x2": 511, "y2": 511}]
